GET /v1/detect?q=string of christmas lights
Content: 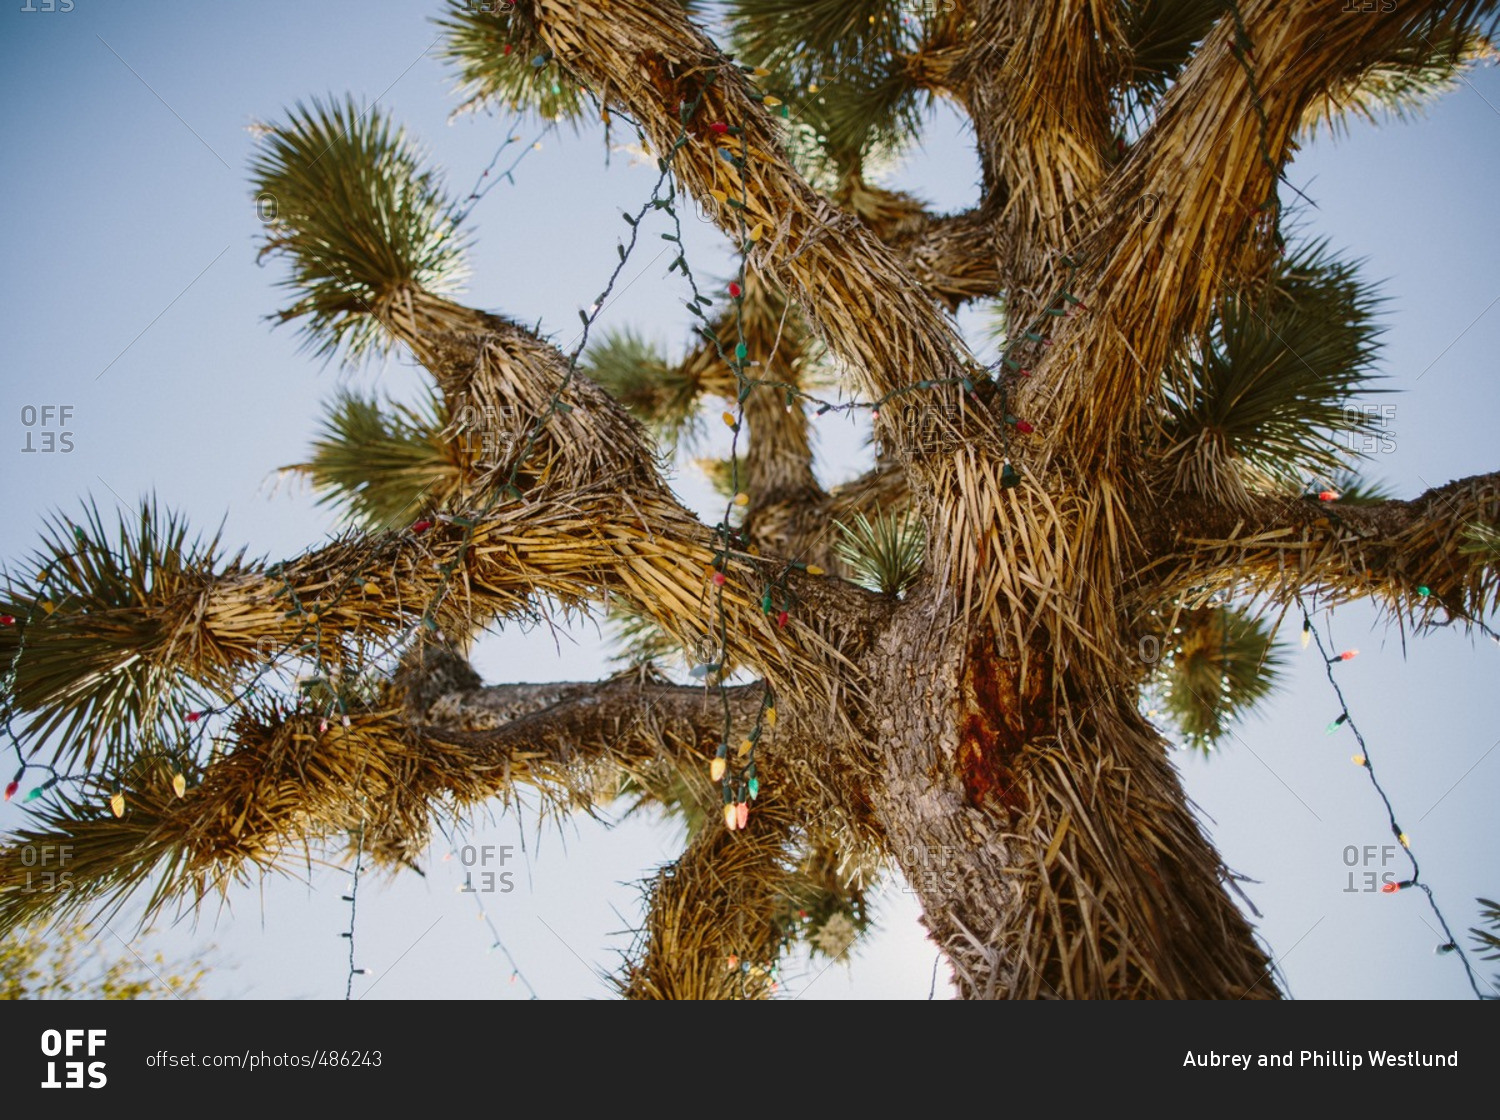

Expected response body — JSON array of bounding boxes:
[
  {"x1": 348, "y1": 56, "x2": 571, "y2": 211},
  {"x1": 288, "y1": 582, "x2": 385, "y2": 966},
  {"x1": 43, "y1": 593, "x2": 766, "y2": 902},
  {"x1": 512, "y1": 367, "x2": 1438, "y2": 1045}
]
[
  {"x1": 675, "y1": 110, "x2": 777, "y2": 832},
  {"x1": 343, "y1": 820, "x2": 367, "y2": 1000},
  {"x1": 450, "y1": 847, "x2": 539, "y2": 1000},
  {"x1": 453, "y1": 112, "x2": 551, "y2": 226},
  {"x1": 665, "y1": 66, "x2": 1093, "y2": 838},
  {"x1": 1, "y1": 562, "x2": 82, "y2": 806},
  {"x1": 0, "y1": 70, "x2": 800, "y2": 1006},
  {"x1": 1299, "y1": 596, "x2": 1492, "y2": 999}
]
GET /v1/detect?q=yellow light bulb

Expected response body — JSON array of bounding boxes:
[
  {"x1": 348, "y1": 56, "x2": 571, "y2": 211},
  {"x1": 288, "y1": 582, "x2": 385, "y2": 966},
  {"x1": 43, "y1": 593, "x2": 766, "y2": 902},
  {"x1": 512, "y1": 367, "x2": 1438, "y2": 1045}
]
[
  {"x1": 109, "y1": 791, "x2": 125, "y2": 818},
  {"x1": 710, "y1": 757, "x2": 726, "y2": 781},
  {"x1": 1352, "y1": 754, "x2": 1366, "y2": 766},
  {"x1": 172, "y1": 773, "x2": 186, "y2": 799}
]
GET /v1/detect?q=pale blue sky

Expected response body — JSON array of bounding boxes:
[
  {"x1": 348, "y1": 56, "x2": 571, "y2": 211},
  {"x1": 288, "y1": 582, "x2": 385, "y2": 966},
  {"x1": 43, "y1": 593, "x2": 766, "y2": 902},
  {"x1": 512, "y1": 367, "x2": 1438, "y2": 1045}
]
[{"x1": 1, "y1": 1, "x2": 1497, "y2": 999}]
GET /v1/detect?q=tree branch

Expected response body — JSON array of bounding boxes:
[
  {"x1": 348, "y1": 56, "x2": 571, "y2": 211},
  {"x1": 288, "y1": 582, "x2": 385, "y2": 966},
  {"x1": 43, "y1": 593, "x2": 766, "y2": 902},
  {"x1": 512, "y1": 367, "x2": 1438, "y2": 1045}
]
[
  {"x1": 884, "y1": 205, "x2": 1007, "y2": 312},
  {"x1": 1028, "y1": 0, "x2": 1497, "y2": 463},
  {"x1": 952, "y1": 0, "x2": 1121, "y2": 319},
  {"x1": 833, "y1": 181, "x2": 1007, "y2": 311},
  {"x1": 616, "y1": 786, "x2": 799, "y2": 1000},
  {"x1": 525, "y1": 0, "x2": 991, "y2": 462},
  {"x1": 1131, "y1": 471, "x2": 1500, "y2": 624},
  {"x1": 0, "y1": 670, "x2": 805, "y2": 937}
]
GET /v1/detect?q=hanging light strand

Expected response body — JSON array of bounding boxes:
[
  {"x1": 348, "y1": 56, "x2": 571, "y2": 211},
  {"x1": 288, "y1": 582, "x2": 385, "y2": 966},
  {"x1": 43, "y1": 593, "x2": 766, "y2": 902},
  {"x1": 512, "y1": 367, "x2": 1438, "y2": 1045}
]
[{"x1": 1300, "y1": 598, "x2": 1490, "y2": 999}]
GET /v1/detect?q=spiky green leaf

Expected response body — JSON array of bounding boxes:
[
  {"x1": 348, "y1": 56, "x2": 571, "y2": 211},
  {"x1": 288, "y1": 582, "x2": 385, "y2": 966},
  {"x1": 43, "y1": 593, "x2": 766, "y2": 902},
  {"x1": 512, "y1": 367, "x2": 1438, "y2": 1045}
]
[
  {"x1": 584, "y1": 329, "x2": 704, "y2": 446},
  {"x1": 1469, "y1": 896, "x2": 1500, "y2": 961},
  {"x1": 1146, "y1": 605, "x2": 1283, "y2": 753},
  {"x1": 726, "y1": 1, "x2": 929, "y2": 176},
  {"x1": 1162, "y1": 239, "x2": 1390, "y2": 499},
  {"x1": 833, "y1": 509, "x2": 925, "y2": 597},
  {"x1": 290, "y1": 389, "x2": 466, "y2": 531},
  {"x1": 249, "y1": 96, "x2": 470, "y2": 364},
  {"x1": 0, "y1": 500, "x2": 238, "y2": 775},
  {"x1": 1116, "y1": 0, "x2": 1230, "y2": 117},
  {"x1": 1302, "y1": 29, "x2": 1496, "y2": 139},
  {"x1": 433, "y1": 0, "x2": 592, "y2": 123}
]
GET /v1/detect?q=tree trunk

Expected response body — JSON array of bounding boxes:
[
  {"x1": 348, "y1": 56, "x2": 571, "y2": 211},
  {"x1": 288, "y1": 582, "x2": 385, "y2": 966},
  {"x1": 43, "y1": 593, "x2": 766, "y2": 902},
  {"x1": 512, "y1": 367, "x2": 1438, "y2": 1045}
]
[{"x1": 862, "y1": 607, "x2": 1280, "y2": 999}]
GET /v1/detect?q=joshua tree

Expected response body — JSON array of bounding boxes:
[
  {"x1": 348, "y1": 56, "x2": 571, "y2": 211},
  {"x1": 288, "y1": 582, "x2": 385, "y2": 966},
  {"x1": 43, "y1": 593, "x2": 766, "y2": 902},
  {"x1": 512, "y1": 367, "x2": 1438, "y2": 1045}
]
[{"x1": 2, "y1": 0, "x2": 1497, "y2": 999}]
